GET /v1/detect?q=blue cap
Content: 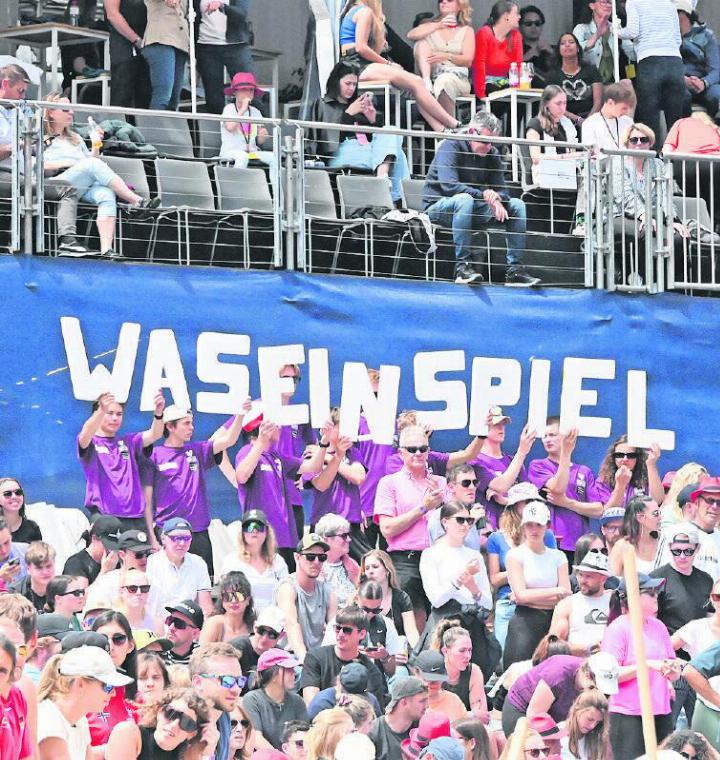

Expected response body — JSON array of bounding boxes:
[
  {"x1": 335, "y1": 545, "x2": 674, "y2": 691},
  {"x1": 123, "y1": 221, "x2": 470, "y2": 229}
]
[
  {"x1": 162, "y1": 517, "x2": 192, "y2": 534},
  {"x1": 599, "y1": 507, "x2": 625, "y2": 526},
  {"x1": 419, "y1": 738, "x2": 464, "y2": 760}
]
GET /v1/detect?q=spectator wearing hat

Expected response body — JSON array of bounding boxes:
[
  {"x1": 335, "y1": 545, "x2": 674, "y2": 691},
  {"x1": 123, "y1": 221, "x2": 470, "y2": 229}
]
[
  {"x1": 527, "y1": 712, "x2": 567, "y2": 757},
  {"x1": 276, "y1": 533, "x2": 337, "y2": 661},
  {"x1": 63, "y1": 514, "x2": 121, "y2": 585},
  {"x1": 77, "y1": 390, "x2": 165, "y2": 533},
  {"x1": 486, "y1": 482, "x2": 558, "y2": 653},
  {"x1": 676, "y1": 0, "x2": 720, "y2": 118},
  {"x1": 661, "y1": 463, "x2": 708, "y2": 528},
  {"x1": 0, "y1": 476, "x2": 42, "y2": 544},
  {"x1": 401, "y1": 710, "x2": 450, "y2": 759},
  {"x1": 147, "y1": 401, "x2": 251, "y2": 578},
  {"x1": 598, "y1": 507, "x2": 625, "y2": 551},
  {"x1": 133, "y1": 629, "x2": 173, "y2": 655},
  {"x1": 369, "y1": 677, "x2": 428, "y2": 760},
  {"x1": 684, "y1": 640, "x2": 720, "y2": 751},
  {"x1": 528, "y1": 421, "x2": 605, "y2": 561},
  {"x1": 161, "y1": 600, "x2": 204, "y2": 666},
  {"x1": 229, "y1": 606, "x2": 285, "y2": 692},
  {"x1": 417, "y1": 736, "x2": 463, "y2": 760},
  {"x1": 0, "y1": 518, "x2": 28, "y2": 592},
  {"x1": 221, "y1": 510, "x2": 289, "y2": 613},
  {"x1": 10, "y1": 541, "x2": 56, "y2": 613},
  {"x1": 411, "y1": 650, "x2": 466, "y2": 722},
  {"x1": 242, "y1": 648, "x2": 308, "y2": 749},
  {"x1": 549, "y1": 549, "x2": 611, "y2": 656},
  {"x1": 503, "y1": 502, "x2": 570, "y2": 670},
  {"x1": 24, "y1": 613, "x2": 74, "y2": 685},
  {"x1": 602, "y1": 573, "x2": 681, "y2": 760},
  {"x1": 146, "y1": 517, "x2": 213, "y2": 616},
  {"x1": 308, "y1": 662, "x2": 382, "y2": 721}
]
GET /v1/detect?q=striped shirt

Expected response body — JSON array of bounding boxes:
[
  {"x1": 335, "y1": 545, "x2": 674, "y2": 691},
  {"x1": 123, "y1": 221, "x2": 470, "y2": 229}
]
[{"x1": 618, "y1": 0, "x2": 681, "y2": 61}]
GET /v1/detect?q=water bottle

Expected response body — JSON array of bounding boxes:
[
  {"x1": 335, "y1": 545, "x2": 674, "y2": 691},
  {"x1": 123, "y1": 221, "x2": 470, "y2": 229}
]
[
  {"x1": 87, "y1": 116, "x2": 103, "y2": 151},
  {"x1": 509, "y1": 62, "x2": 519, "y2": 89},
  {"x1": 69, "y1": 0, "x2": 80, "y2": 26}
]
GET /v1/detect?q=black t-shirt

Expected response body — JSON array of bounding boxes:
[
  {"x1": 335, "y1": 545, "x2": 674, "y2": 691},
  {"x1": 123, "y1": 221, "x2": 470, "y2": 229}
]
[
  {"x1": 10, "y1": 575, "x2": 46, "y2": 613},
  {"x1": 651, "y1": 564, "x2": 713, "y2": 647},
  {"x1": 369, "y1": 716, "x2": 412, "y2": 760},
  {"x1": 229, "y1": 635, "x2": 260, "y2": 692},
  {"x1": 545, "y1": 63, "x2": 602, "y2": 119},
  {"x1": 63, "y1": 549, "x2": 101, "y2": 584},
  {"x1": 389, "y1": 588, "x2": 413, "y2": 636},
  {"x1": 526, "y1": 117, "x2": 573, "y2": 155},
  {"x1": 12, "y1": 518, "x2": 42, "y2": 544}
]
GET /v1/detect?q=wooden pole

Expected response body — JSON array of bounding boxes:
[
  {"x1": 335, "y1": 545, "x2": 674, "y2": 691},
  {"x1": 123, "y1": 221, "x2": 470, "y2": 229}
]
[
  {"x1": 610, "y1": 0, "x2": 621, "y2": 82},
  {"x1": 624, "y1": 546, "x2": 658, "y2": 760},
  {"x1": 506, "y1": 717, "x2": 529, "y2": 760}
]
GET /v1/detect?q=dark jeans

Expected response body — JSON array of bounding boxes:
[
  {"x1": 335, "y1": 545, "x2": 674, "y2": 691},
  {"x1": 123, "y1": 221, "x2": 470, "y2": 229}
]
[
  {"x1": 609, "y1": 712, "x2": 674, "y2": 760},
  {"x1": 196, "y1": 42, "x2": 253, "y2": 114},
  {"x1": 388, "y1": 550, "x2": 428, "y2": 612},
  {"x1": 189, "y1": 529, "x2": 214, "y2": 581},
  {"x1": 503, "y1": 606, "x2": 553, "y2": 670},
  {"x1": 110, "y1": 55, "x2": 151, "y2": 109},
  {"x1": 635, "y1": 56, "x2": 687, "y2": 139},
  {"x1": 670, "y1": 674, "x2": 696, "y2": 728},
  {"x1": 142, "y1": 43, "x2": 188, "y2": 110}
]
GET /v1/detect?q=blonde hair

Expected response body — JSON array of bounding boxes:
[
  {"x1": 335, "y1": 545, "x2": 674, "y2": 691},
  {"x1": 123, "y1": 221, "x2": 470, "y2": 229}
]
[
  {"x1": 236, "y1": 521, "x2": 279, "y2": 565},
  {"x1": 359, "y1": 0, "x2": 386, "y2": 51},
  {"x1": 566, "y1": 690, "x2": 609, "y2": 760},
  {"x1": 537, "y1": 84, "x2": 566, "y2": 134},
  {"x1": 25, "y1": 541, "x2": 56, "y2": 567},
  {"x1": 338, "y1": 694, "x2": 374, "y2": 729},
  {"x1": 434, "y1": 0, "x2": 472, "y2": 26},
  {"x1": 43, "y1": 92, "x2": 82, "y2": 144},
  {"x1": 359, "y1": 549, "x2": 400, "y2": 589},
  {"x1": 116, "y1": 568, "x2": 151, "y2": 615},
  {"x1": 498, "y1": 729, "x2": 544, "y2": 760},
  {"x1": 37, "y1": 653, "x2": 76, "y2": 701},
  {"x1": 623, "y1": 122, "x2": 656, "y2": 149},
  {"x1": 306, "y1": 708, "x2": 354, "y2": 760},
  {"x1": 167, "y1": 664, "x2": 191, "y2": 687},
  {"x1": 499, "y1": 504, "x2": 523, "y2": 546},
  {"x1": 334, "y1": 732, "x2": 376, "y2": 760},
  {"x1": 663, "y1": 462, "x2": 708, "y2": 523}
]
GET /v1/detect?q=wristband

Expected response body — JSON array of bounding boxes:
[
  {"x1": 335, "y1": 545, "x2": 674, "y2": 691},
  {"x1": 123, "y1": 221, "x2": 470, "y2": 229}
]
[
  {"x1": 419, "y1": 504, "x2": 428, "y2": 515},
  {"x1": 154, "y1": 413, "x2": 163, "y2": 419}
]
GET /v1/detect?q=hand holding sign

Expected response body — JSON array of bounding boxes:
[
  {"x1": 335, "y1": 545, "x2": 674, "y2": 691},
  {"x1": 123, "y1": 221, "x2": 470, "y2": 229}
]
[
  {"x1": 98, "y1": 392, "x2": 116, "y2": 413},
  {"x1": 646, "y1": 442, "x2": 661, "y2": 464},
  {"x1": 518, "y1": 425, "x2": 537, "y2": 456},
  {"x1": 256, "y1": 421, "x2": 278, "y2": 452},
  {"x1": 153, "y1": 390, "x2": 166, "y2": 417},
  {"x1": 335, "y1": 436, "x2": 353, "y2": 457},
  {"x1": 560, "y1": 427, "x2": 578, "y2": 456}
]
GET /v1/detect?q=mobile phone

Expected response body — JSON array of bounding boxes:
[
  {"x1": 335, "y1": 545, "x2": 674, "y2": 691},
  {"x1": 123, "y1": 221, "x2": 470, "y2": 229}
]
[
  {"x1": 364, "y1": 92, "x2": 374, "y2": 105},
  {"x1": 7, "y1": 558, "x2": 19, "y2": 567}
]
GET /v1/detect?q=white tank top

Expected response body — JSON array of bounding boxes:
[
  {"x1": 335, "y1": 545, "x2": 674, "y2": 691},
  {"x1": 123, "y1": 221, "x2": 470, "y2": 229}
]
[{"x1": 568, "y1": 592, "x2": 611, "y2": 650}]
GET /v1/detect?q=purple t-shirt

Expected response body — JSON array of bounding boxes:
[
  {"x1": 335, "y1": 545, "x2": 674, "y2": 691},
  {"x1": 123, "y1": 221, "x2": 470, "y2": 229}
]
[
  {"x1": 149, "y1": 441, "x2": 218, "y2": 531},
  {"x1": 276, "y1": 423, "x2": 316, "y2": 506},
  {"x1": 235, "y1": 444, "x2": 301, "y2": 549},
  {"x1": 356, "y1": 416, "x2": 395, "y2": 518},
  {"x1": 470, "y1": 453, "x2": 528, "y2": 530},
  {"x1": 385, "y1": 450, "x2": 450, "y2": 477},
  {"x1": 508, "y1": 655, "x2": 584, "y2": 722},
  {"x1": 306, "y1": 447, "x2": 366, "y2": 525},
  {"x1": 78, "y1": 432, "x2": 147, "y2": 519},
  {"x1": 594, "y1": 480, "x2": 647, "y2": 506},
  {"x1": 528, "y1": 458, "x2": 604, "y2": 551}
]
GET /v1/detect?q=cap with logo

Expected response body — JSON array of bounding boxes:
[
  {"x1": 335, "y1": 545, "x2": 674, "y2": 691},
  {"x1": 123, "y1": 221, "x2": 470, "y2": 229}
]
[
  {"x1": 339, "y1": 662, "x2": 369, "y2": 693},
  {"x1": 413, "y1": 650, "x2": 448, "y2": 682},
  {"x1": 117, "y1": 530, "x2": 152, "y2": 552},
  {"x1": 573, "y1": 549, "x2": 610, "y2": 577},
  {"x1": 387, "y1": 676, "x2": 427, "y2": 712},
  {"x1": 667, "y1": 521, "x2": 701, "y2": 546},
  {"x1": 599, "y1": 507, "x2": 625, "y2": 526},
  {"x1": 296, "y1": 532, "x2": 330, "y2": 553},
  {"x1": 505, "y1": 482, "x2": 541, "y2": 507},
  {"x1": 88, "y1": 514, "x2": 122, "y2": 551},
  {"x1": 521, "y1": 501, "x2": 551, "y2": 526},
  {"x1": 59, "y1": 645, "x2": 133, "y2": 687},
  {"x1": 163, "y1": 405, "x2": 191, "y2": 424},
  {"x1": 37, "y1": 613, "x2": 75, "y2": 641},
  {"x1": 256, "y1": 647, "x2": 300, "y2": 672},
  {"x1": 162, "y1": 517, "x2": 193, "y2": 535},
  {"x1": 255, "y1": 606, "x2": 285, "y2": 634},
  {"x1": 165, "y1": 600, "x2": 204, "y2": 629},
  {"x1": 691, "y1": 477, "x2": 720, "y2": 503},
  {"x1": 133, "y1": 629, "x2": 173, "y2": 653},
  {"x1": 401, "y1": 711, "x2": 451, "y2": 758},
  {"x1": 242, "y1": 509, "x2": 269, "y2": 528},
  {"x1": 587, "y1": 651, "x2": 620, "y2": 695}
]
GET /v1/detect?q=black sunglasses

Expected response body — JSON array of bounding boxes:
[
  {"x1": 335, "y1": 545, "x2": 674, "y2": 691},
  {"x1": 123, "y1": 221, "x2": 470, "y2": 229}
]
[
  {"x1": 628, "y1": 136, "x2": 650, "y2": 145},
  {"x1": 334, "y1": 624, "x2": 356, "y2": 635},
  {"x1": 403, "y1": 445, "x2": 429, "y2": 454},
  {"x1": 701, "y1": 496, "x2": 720, "y2": 507},
  {"x1": 457, "y1": 478, "x2": 477, "y2": 488},
  {"x1": 163, "y1": 706, "x2": 199, "y2": 733},
  {"x1": 109, "y1": 633, "x2": 129, "y2": 646},
  {"x1": 452, "y1": 516, "x2": 475, "y2": 526},
  {"x1": 360, "y1": 604, "x2": 381, "y2": 615},
  {"x1": 122, "y1": 584, "x2": 150, "y2": 594},
  {"x1": 132, "y1": 550, "x2": 153, "y2": 559},
  {"x1": 670, "y1": 547, "x2": 696, "y2": 557},
  {"x1": 302, "y1": 553, "x2": 327, "y2": 563},
  {"x1": 231, "y1": 718, "x2": 251, "y2": 730},
  {"x1": 255, "y1": 626, "x2": 280, "y2": 639},
  {"x1": 165, "y1": 615, "x2": 194, "y2": 630},
  {"x1": 1, "y1": 489, "x2": 23, "y2": 498},
  {"x1": 613, "y1": 451, "x2": 639, "y2": 459},
  {"x1": 58, "y1": 589, "x2": 86, "y2": 598}
]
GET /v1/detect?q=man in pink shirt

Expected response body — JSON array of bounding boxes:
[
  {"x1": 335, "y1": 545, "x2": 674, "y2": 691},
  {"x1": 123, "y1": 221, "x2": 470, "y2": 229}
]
[{"x1": 374, "y1": 425, "x2": 447, "y2": 630}]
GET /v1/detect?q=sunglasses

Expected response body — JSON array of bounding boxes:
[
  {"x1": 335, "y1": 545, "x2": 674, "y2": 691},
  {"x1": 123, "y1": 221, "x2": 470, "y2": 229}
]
[
  {"x1": 58, "y1": 589, "x2": 86, "y2": 597},
  {"x1": 302, "y1": 553, "x2": 327, "y2": 563},
  {"x1": 680, "y1": 753, "x2": 697, "y2": 760},
  {"x1": 163, "y1": 706, "x2": 199, "y2": 733},
  {"x1": 132, "y1": 550, "x2": 153, "y2": 559},
  {"x1": 522, "y1": 19, "x2": 543, "y2": 26},
  {"x1": 168, "y1": 534, "x2": 192, "y2": 544},
  {"x1": 670, "y1": 547, "x2": 696, "y2": 557},
  {"x1": 231, "y1": 718, "x2": 251, "y2": 730},
  {"x1": 328, "y1": 532, "x2": 351, "y2": 541},
  {"x1": 360, "y1": 605, "x2": 382, "y2": 615},
  {"x1": 457, "y1": 478, "x2": 477, "y2": 488},
  {"x1": 243, "y1": 522, "x2": 267, "y2": 533},
  {"x1": 122, "y1": 584, "x2": 150, "y2": 594},
  {"x1": 255, "y1": 626, "x2": 280, "y2": 639},
  {"x1": 628, "y1": 136, "x2": 650, "y2": 145},
  {"x1": 199, "y1": 673, "x2": 248, "y2": 690},
  {"x1": 1, "y1": 489, "x2": 23, "y2": 498},
  {"x1": 334, "y1": 624, "x2": 357, "y2": 635},
  {"x1": 222, "y1": 591, "x2": 247, "y2": 603},
  {"x1": 403, "y1": 445, "x2": 429, "y2": 454},
  {"x1": 91, "y1": 678, "x2": 115, "y2": 694},
  {"x1": 109, "y1": 633, "x2": 129, "y2": 646},
  {"x1": 613, "y1": 451, "x2": 639, "y2": 459},
  {"x1": 451, "y1": 516, "x2": 475, "y2": 526},
  {"x1": 165, "y1": 616, "x2": 195, "y2": 630},
  {"x1": 701, "y1": 497, "x2": 720, "y2": 508}
]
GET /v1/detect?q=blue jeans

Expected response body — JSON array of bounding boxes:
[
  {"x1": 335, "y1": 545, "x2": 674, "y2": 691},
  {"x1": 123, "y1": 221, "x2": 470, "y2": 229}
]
[
  {"x1": 425, "y1": 193, "x2": 526, "y2": 267},
  {"x1": 635, "y1": 56, "x2": 687, "y2": 140},
  {"x1": 196, "y1": 43, "x2": 254, "y2": 114},
  {"x1": 142, "y1": 43, "x2": 188, "y2": 110},
  {"x1": 57, "y1": 157, "x2": 117, "y2": 217},
  {"x1": 493, "y1": 597, "x2": 516, "y2": 653}
]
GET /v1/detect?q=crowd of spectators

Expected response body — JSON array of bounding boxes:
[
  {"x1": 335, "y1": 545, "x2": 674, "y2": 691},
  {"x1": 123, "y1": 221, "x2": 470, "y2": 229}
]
[{"x1": 0, "y1": 364, "x2": 720, "y2": 760}]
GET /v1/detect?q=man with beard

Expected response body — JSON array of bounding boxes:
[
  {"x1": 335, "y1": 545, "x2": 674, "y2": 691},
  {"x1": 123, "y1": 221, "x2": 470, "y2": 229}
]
[{"x1": 161, "y1": 599, "x2": 203, "y2": 666}]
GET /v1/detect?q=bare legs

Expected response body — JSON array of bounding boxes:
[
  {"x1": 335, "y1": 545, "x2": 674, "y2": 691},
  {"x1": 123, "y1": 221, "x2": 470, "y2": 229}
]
[
  {"x1": 108, "y1": 176, "x2": 143, "y2": 206},
  {"x1": 96, "y1": 215, "x2": 116, "y2": 251}
]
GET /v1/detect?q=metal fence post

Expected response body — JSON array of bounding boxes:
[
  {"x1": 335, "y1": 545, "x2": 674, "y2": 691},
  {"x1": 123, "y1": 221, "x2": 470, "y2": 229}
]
[
  {"x1": 8, "y1": 105, "x2": 20, "y2": 252},
  {"x1": 282, "y1": 132, "x2": 298, "y2": 271},
  {"x1": 294, "y1": 127, "x2": 306, "y2": 272},
  {"x1": 21, "y1": 106, "x2": 34, "y2": 254}
]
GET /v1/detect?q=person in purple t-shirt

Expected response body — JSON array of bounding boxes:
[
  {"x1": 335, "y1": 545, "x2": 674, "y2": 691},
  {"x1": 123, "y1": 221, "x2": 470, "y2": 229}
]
[
  {"x1": 146, "y1": 401, "x2": 251, "y2": 578},
  {"x1": 77, "y1": 390, "x2": 166, "y2": 534},
  {"x1": 469, "y1": 406, "x2": 536, "y2": 529},
  {"x1": 595, "y1": 434, "x2": 664, "y2": 509},
  {"x1": 528, "y1": 418, "x2": 605, "y2": 561}
]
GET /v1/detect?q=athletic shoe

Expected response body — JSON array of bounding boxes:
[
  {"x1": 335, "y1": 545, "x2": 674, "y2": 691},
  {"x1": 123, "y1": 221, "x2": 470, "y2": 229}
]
[
  {"x1": 454, "y1": 263, "x2": 485, "y2": 285},
  {"x1": 505, "y1": 268, "x2": 541, "y2": 287}
]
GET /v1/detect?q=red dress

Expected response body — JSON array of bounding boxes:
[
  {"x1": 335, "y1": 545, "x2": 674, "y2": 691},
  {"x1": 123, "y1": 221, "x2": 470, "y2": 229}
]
[{"x1": 472, "y1": 26, "x2": 523, "y2": 98}]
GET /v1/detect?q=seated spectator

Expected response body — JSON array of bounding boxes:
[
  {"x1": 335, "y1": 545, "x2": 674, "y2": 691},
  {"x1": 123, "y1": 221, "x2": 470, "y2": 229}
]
[
  {"x1": 608, "y1": 496, "x2": 662, "y2": 577},
  {"x1": 520, "y1": 5, "x2": 555, "y2": 87},
  {"x1": 0, "y1": 518, "x2": 27, "y2": 591},
  {"x1": 677, "y1": 1, "x2": 720, "y2": 119},
  {"x1": 276, "y1": 533, "x2": 337, "y2": 661},
  {"x1": 221, "y1": 74, "x2": 275, "y2": 172},
  {"x1": 0, "y1": 478, "x2": 42, "y2": 544},
  {"x1": 229, "y1": 606, "x2": 286, "y2": 692},
  {"x1": 315, "y1": 515, "x2": 360, "y2": 607},
  {"x1": 661, "y1": 463, "x2": 709, "y2": 527},
  {"x1": 472, "y1": 1, "x2": 523, "y2": 100},
  {"x1": 307, "y1": 662, "x2": 382, "y2": 721},
  {"x1": 337, "y1": 695, "x2": 375, "y2": 735},
  {"x1": 560, "y1": 689, "x2": 610, "y2": 760},
  {"x1": 229, "y1": 703, "x2": 258, "y2": 759},
  {"x1": 43, "y1": 97, "x2": 160, "y2": 260},
  {"x1": 104, "y1": 0, "x2": 150, "y2": 109},
  {"x1": 25, "y1": 614, "x2": 71, "y2": 685},
  {"x1": 281, "y1": 721, "x2": 311, "y2": 760},
  {"x1": 453, "y1": 719, "x2": 495, "y2": 760},
  {"x1": 142, "y1": 0, "x2": 190, "y2": 110},
  {"x1": 406, "y1": 0, "x2": 475, "y2": 116},
  {"x1": 107, "y1": 686, "x2": 213, "y2": 760},
  {"x1": 573, "y1": 0, "x2": 635, "y2": 84},
  {"x1": 338, "y1": 0, "x2": 460, "y2": 132},
  {"x1": 369, "y1": 677, "x2": 428, "y2": 760},
  {"x1": 411, "y1": 650, "x2": 467, "y2": 722},
  {"x1": 306, "y1": 708, "x2": 354, "y2": 760},
  {"x1": 160, "y1": 600, "x2": 204, "y2": 666},
  {"x1": 10, "y1": 541, "x2": 56, "y2": 612},
  {"x1": 598, "y1": 507, "x2": 625, "y2": 551},
  {"x1": 659, "y1": 730, "x2": 718, "y2": 760},
  {"x1": 544, "y1": 34, "x2": 602, "y2": 126},
  {"x1": 63, "y1": 514, "x2": 121, "y2": 585},
  {"x1": 422, "y1": 111, "x2": 540, "y2": 287},
  {"x1": 200, "y1": 571, "x2": 255, "y2": 643},
  {"x1": 596, "y1": 434, "x2": 664, "y2": 509},
  {"x1": 497, "y1": 729, "x2": 551, "y2": 760},
  {"x1": 242, "y1": 648, "x2": 308, "y2": 748},
  {"x1": 0, "y1": 632, "x2": 31, "y2": 760},
  {"x1": 221, "y1": 510, "x2": 289, "y2": 612},
  {"x1": 400, "y1": 710, "x2": 451, "y2": 758},
  {"x1": 116, "y1": 568, "x2": 161, "y2": 633},
  {"x1": 45, "y1": 575, "x2": 87, "y2": 627},
  {"x1": 134, "y1": 650, "x2": 170, "y2": 704},
  {"x1": 684, "y1": 641, "x2": 720, "y2": 752}
]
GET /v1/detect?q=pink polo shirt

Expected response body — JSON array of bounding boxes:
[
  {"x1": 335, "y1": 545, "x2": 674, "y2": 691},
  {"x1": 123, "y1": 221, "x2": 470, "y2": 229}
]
[{"x1": 373, "y1": 467, "x2": 448, "y2": 552}]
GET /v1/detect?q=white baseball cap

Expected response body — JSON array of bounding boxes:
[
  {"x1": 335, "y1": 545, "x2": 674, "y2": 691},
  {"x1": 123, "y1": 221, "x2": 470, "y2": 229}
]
[
  {"x1": 163, "y1": 405, "x2": 192, "y2": 424},
  {"x1": 255, "y1": 606, "x2": 286, "y2": 634},
  {"x1": 58, "y1": 645, "x2": 133, "y2": 687},
  {"x1": 587, "y1": 652, "x2": 620, "y2": 695},
  {"x1": 506, "y1": 482, "x2": 541, "y2": 507},
  {"x1": 521, "y1": 501, "x2": 551, "y2": 526}
]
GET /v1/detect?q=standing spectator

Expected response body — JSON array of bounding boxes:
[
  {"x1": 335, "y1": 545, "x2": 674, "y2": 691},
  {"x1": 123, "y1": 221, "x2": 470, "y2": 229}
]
[
  {"x1": 11, "y1": 542, "x2": 56, "y2": 613},
  {"x1": 63, "y1": 514, "x2": 121, "y2": 585},
  {"x1": 407, "y1": 0, "x2": 475, "y2": 116},
  {"x1": 161, "y1": 600, "x2": 203, "y2": 666},
  {"x1": 422, "y1": 112, "x2": 540, "y2": 287},
  {"x1": 195, "y1": 0, "x2": 254, "y2": 115},
  {"x1": 0, "y1": 633, "x2": 32, "y2": 760},
  {"x1": 276, "y1": 533, "x2": 337, "y2": 661},
  {"x1": 602, "y1": 574, "x2": 681, "y2": 760},
  {"x1": 503, "y1": 502, "x2": 570, "y2": 669},
  {"x1": 200, "y1": 571, "x2": 255, "y2": 644},
  {"x1": 616, "y1": 0, "x2": 686, "y2": 138},
  {"x1": 369, "y1": 677, "x2": 428, "y2": 760},
  {"x1": 142, "y1": 0, "x2": 190, "y2": 110},
  {"x1": 608, "y1": 496, "x2": 662, "y2": 576},
  {"x1": 596, "y1": 435, "x2": 664, "y2": 508},
  {"x1": 520, "y1": 5, "x2": 555, "y2": 87},
  {"x1": 104, "y1": 0, "x2": 150, "y2": 108},
  {"x1": 676, "y1": 0, "x2": 720, "y2": 119},
  {"x1": 573, "y1": 0, "x2": 635, "y2": 83},
  {"x1": 598, "y1": 507, "x2": 625, "y2": 551},
  {"x1": 315, "y1": 515, "x2": 361, "y2": 608},
  {"x1": 0, "y1": 478, "x2": 42, "y2": 544},
  {"x1": 472, "y1": 1, "x2": 523, "y2": 99}
]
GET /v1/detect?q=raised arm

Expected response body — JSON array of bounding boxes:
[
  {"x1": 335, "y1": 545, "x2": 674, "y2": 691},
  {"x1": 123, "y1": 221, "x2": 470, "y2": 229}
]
[
  {"x1": 234, "y1": 421, "x2": 276, "y2": 485},
  {"x1": 446, "y1": 436, "x2": 484, "y2": 469},
  {"x1": 487, "y1": 426, "x2": 536, "y2": 493},
  {"x1": 211, "y1": 397, "x2": 251, "y2": 454},
  {"x1": 78, "y1": 392, "x2": 115, "y2": 450},
  {"x1": 645, "y1": 444, "x2": 664, "y2": 505},
  {"x1": 140, "y1": 391, "x2": 166, "y2": 447}
]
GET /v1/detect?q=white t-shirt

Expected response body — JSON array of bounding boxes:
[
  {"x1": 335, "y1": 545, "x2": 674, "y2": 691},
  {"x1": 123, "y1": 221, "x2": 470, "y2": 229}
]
[
  {"x1": 419, "y1": 542, "x2": 492, "y2": 610},
  {"x1": 220, "y1": 103, "x2": 263, "y2": 158},
  {"x1": 506, "y1": 543, "x2": 566, "y2": 588},
  {"x1": 675, "y1": 618, "x2": 720, "y2": 710},
  {"x1": 220, "y1": 553, "x2": 289, "y2": 611},
  {"x1": 37, "y1": 699, "x2": 91, "y2": 760},
  {"x1": 146, "y1": 551, "x2": 212, "y2": 609}
]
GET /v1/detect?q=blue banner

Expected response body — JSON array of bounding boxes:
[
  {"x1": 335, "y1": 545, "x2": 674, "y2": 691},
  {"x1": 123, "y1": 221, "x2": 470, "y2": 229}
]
[{"x1": 1, "y1": 256, "x2": 714, "y2": 522}]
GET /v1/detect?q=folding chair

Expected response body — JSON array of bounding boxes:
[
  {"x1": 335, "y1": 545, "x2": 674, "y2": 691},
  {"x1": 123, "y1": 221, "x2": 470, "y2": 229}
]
[{"x1": 134, "y1": 114, "x2": 195, "y2": 159}]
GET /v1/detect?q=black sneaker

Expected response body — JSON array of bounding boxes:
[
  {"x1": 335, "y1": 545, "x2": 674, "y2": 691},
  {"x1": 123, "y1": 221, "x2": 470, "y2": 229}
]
[
  {"x1": 100, "y1": 248, "x2": 126, "y2": 261},
  {"x1": 454, "y1": 263, "x2": 485, "y2": 285},
  {"x1": 505, "y1": 268, "x2": 541, "y2": 287},
  {"x1": 57, "y1": 236, "x2": 94, "y2": 257}
]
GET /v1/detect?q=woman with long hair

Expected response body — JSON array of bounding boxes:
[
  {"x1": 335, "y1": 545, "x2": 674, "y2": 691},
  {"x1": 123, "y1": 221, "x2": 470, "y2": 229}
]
[
  {"x1": 306, "y1": 707, "x2": 354, "y2": 760},
  {"x1": 229, "y1": 703, "x2": 256, "y2": 760},
  {"x1": 117, "y1": 569, "x2": 162, "y2": 634},
  {"x1": 560, "y1": 689, "x2": 609, "y2": 760},
  {"x1": 0, "y1": 477, "x2": 41, "y2": 543},
  {"x1": 597, "y1": 434, "x2": 664, "y2": 509},
  {"x1": 472, "y1": 1, "x2": 522, "y2": 99},
  {"x1": 42, "y1": 94, "x2": 157, "y2": 258},
  {"x1": 134, "y1": 651, "x2": 169, "y2": 705},
  {"x1": 497, "y1": 729, "x2": 547, "y2": 760},
  {"x1": 454, "y1": 718, "x2": 496, "y2": 760},
  {"x1": 660, "y1": 730, "x2": 718, "y2": 760},
  {"x1": 359, "y1": 549, "x2": 419, "y2": 648},
  {"x1": 90, "y1": 610, "x2": 138, "y2": 745},
  {"x1": 608, "y1": 496, "x2": 661, "y2": 576},
  {"x1": 200, "y1": 571, "x2": 255, "y2": 644},
  {"x1": 220, "y1": 510, "x2": 289, "y2": 612},
  {"x1": 339, "y1": 0, "x2": 460, "y2": 132},
  {"x1": 662, "y1": 462, "x2": 709, "y2": 527},
  {"x1": 407, "y1": 0, "x2": 475, "y2": 116},
  {"x1": 106, "y1": 686, "x2": 216, "y2": 760},
  {"x1": 572, "y1": 0, "x2": 634, "y2": 84},
  {"x1": 0, "y1": 633, "x2": 32, "y2": 760}
]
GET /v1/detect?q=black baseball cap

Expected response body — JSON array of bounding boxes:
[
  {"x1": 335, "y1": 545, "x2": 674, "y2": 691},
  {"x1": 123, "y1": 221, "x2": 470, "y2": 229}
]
[
  {"x1": 89, "y1": 514, "x2": 122, "y2": 551},
  {"x1": 61, "y1": 631, "x2": 110, "y2": 653},
  {"x1": 117, "y1": 530, "x2": 152, "y2": 553},
  {"x1": 165, "y1": 600, "x2": 204, "y2": 629},
  {"x1": 242, "y1": 509, "x2": 269, "y2": 527},
  {"x1": 413, "y1": 650, "x2": 449, "y2": 682},
  {"x1": 36, "y1": 613, "x2": 75, "y2": 641}
]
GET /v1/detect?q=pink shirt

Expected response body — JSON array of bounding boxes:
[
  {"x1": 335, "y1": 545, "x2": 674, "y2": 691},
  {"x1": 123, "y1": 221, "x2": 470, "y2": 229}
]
[
  {"x1": 373, "y1": 468, "x2": 448, "y2": 552},
  {"x1": 0, "y1": 686, "x2": 31, "y2": 760},
  {"x1": 601, "y1": 614, "x2": 675, "y2": 716}
]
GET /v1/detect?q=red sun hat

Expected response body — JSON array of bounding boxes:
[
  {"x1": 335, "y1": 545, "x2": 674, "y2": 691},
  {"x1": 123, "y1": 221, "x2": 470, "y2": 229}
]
[
  {"x1": 224, "y1": 72, "x2": 266, "y2": 97},
  {"x1": 401, "y1": 711, "x2": 451, "y2": 758}
]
